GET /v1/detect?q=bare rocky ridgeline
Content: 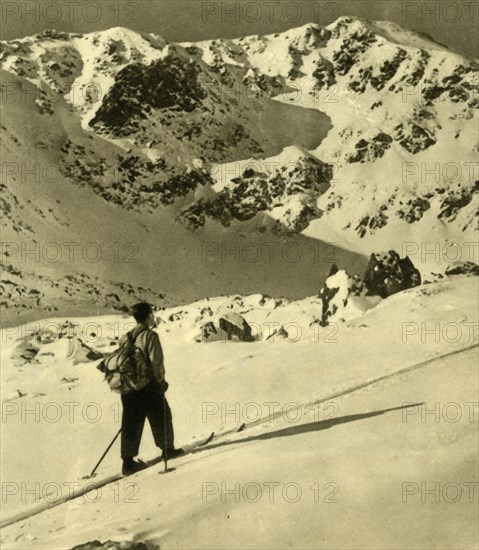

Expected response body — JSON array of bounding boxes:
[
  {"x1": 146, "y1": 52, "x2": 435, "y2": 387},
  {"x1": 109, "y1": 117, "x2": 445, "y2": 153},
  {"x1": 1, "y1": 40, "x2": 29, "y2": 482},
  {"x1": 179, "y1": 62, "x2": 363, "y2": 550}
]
[{"x1": 1, "y1": 18, "x2": 477, "y2": 230}]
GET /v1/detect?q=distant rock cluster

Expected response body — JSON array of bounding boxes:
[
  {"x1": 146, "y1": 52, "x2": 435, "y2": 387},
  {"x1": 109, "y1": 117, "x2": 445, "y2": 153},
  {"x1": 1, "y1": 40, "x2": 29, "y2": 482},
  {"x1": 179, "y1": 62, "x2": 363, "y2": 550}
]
[
  {"x1": 0, "y1": 260, "x2": 167, "y2": 318},
  {"x1": 363, "y1": 250, "x2": 421, "y2": 298},
  {"x1": 71, "y1": 541, "x2": 160, "y2": 550},
  {"x1": 178, "y1": 156, "x2": 333, "y2": 231}
]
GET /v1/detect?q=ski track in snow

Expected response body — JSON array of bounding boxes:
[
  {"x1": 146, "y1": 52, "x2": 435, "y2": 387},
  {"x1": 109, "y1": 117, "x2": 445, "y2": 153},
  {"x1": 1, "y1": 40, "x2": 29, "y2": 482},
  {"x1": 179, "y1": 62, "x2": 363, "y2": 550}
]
[{"x1": 0, "y1": 276, "x2": 478, "y2": 549}]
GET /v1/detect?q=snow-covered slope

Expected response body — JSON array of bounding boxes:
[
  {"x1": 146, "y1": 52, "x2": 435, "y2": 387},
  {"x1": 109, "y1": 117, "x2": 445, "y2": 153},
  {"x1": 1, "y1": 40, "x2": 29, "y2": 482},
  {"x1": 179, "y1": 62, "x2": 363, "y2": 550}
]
[
  {"x1": 0, "y1": 70, "x2": 363, "y2": 321},
  {"x1": 0, "y1": 274, "x2": 477, "y2": 548}
]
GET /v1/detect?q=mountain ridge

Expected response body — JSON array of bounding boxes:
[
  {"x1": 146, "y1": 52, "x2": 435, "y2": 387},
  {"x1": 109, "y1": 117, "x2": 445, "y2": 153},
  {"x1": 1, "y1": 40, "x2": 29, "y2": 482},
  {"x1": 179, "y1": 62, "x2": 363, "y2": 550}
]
[{"x1": 1, "y1": 16, "x2": 477, "y2": 316}]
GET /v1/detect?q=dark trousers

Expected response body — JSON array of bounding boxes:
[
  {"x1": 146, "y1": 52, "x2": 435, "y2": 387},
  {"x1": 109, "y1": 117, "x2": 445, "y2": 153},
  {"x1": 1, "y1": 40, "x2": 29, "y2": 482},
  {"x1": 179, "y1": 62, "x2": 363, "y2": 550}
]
[{"x1": 121, "y1": 381, "x2": 174, "y2": 458}]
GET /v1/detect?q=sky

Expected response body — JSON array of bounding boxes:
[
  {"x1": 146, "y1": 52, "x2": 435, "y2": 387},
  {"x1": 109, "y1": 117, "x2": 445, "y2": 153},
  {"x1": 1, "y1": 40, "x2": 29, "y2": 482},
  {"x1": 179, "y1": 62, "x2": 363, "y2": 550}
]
[{"x1": 1, "y1": 0, "x2": 478, "y2": 58}]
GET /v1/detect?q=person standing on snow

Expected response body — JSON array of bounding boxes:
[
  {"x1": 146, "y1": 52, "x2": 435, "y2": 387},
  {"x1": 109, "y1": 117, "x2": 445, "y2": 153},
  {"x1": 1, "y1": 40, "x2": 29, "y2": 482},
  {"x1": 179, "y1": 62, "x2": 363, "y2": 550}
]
[{"x1": 120, "y1": 302, "x2": 183, "y2": 475}]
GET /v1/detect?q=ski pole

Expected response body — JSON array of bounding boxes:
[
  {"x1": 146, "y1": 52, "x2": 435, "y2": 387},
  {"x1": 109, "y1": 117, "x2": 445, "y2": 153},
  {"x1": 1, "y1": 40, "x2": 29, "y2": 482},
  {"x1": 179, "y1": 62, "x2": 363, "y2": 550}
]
[
  {"x1": 163, "y1": 391, "x2": 168, "y2": 473},
  {"x1": 86, "y1": 428, "x2": 122, "y2": 478}
]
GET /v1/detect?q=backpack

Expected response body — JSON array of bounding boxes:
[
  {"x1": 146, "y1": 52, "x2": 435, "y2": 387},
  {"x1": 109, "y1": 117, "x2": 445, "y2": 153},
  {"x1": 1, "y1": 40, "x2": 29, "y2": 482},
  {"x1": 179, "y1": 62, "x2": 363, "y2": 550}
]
[{"x1": 102, "y1": 329, "x2": 151, "y2": 394}]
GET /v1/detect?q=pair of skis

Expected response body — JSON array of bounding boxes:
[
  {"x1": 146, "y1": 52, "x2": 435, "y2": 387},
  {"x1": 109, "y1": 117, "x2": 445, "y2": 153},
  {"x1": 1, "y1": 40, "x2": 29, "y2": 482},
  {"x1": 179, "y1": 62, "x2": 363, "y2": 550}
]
[{"x1": 0, "y1": 423, "x2": 245, "y2": 530}]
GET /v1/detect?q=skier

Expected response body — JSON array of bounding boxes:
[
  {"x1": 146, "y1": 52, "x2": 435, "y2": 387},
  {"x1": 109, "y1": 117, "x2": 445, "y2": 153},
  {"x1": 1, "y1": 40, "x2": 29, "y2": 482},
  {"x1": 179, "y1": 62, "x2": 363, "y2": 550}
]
[{"x1": 120, "y1": 302, "x2": 183, "y2": 475}]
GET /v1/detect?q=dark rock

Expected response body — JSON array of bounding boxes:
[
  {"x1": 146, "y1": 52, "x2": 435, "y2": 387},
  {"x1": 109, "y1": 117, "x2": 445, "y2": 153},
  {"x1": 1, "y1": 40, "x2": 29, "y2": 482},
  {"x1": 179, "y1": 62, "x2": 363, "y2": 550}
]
[
  {"x1": 311, "y1": 57, "x2": 336, "y2": 90},
  {"x1": 396, "y1": 197, "x2": 431, "y2": 223},
  {"x1": 71, "y1": 541, "x2": 160, "y2": 550},
  {"x1": 438, "y1": 188, "x2": 476, "y2": 221},
  {"x1": 318, "y1": 285, "x2": 340, "y2": 326},
  {"x1": 265, "y1": 325, "x2": 289, "y2": 341},
  {"x1": 364, "y1": 250, "x2": 421, "y2": 298},
  {"x1": 347, "y1": 133, "x2": 393, "y2": 163},
  {"x1": 317, "y1": 269, "x2": 365, "y2": 326},
  {"x1": 178, "y1": 156, "x2": 333, "y2": 230},
  {"x1": 393, "y1": 122, "x2": 436, "y2": 153},
  {"x1": 168, "y1": 311, "x2": 186, "y2": 322},
  {"x1": 89, "y1": 53, "x2": 206, "y2": 134},
  {"x1": 445, "y1": 262, "x2": 479, "y2": 276},
  {"x1": 218, "y1": 312, "x2": 254, "y2": 342},
  {"x1": 197, "y1": 321, "x2": 218, "y2": 342},
  {"x1": 332, "y1": 28, "x2": 377, "y2": 76}
]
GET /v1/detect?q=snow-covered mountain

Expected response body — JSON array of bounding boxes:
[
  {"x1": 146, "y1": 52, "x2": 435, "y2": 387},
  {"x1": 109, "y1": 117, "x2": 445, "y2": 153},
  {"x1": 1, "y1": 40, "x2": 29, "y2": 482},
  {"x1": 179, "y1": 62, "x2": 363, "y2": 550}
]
[
  {"x1": 181, "y1": 18, "x2": 478, "y2": 245},
  {"x1": 1, "y1": 16, "x2": 478, "y2": 316}
]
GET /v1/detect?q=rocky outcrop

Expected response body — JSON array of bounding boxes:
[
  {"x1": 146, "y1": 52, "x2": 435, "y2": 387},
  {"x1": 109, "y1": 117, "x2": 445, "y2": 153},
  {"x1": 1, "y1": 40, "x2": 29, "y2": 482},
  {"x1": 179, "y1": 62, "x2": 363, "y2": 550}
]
[
  {"x1": 317, "y1": 265, "x2": 367, "y2": 326},
  {"x1": 195, "y1": 321, "x2": 219, "y2": 342},
  {"x1": 311, "y1": 57, "x2": 336, "y2": 90},
  {"x1": 396, "y1": 197, "x2": 431, "y2": 223},
  {"x1": 421, "y1": 62, "x2": 479, "y2": 106},
  {"x1": 392, "y1": 122, "x2": 436, "y2": 153},
  {"x1": 59, "y1": 139, "x2": 214, "y2": 210},
  {"x1": 71, "y1": 541, "x2": 160, "y2": 550},
  {"x1": 178, "y1": 155, "x2": 334, "y2": 230},
  {"x1": 445, "y1": 262, "x2": 479, "y2": 276},
  {"x1": 218, "y1": 312, "x2": 255, "y2": 342},
  {"x1": 89, "y1": 52, "x2": 207, "y2": 134},
  {"x1": 194, "y1": 311, "x2": 255, "y2": 342},
  {"x1": 332, "y1": 27, "x2": 377, "y2": 76},
  {"x1": 347, "y1": 133, "x2": 393, "y2": 163},
  {"x1": 318, "y1": 252, "x2": 421, "y2": 324},
  {"x1": 265, "y1": 325, "x2": 290, "y2": 341},
  {"x1": 363, "y1": 250, "x2": 421, "y2": 298},
  {"x1": 438, "y1": 185, "x2": 477, "y2": 222},
  {"x1": 355, "y1": 210, "x2": 389, "y2": 237}
]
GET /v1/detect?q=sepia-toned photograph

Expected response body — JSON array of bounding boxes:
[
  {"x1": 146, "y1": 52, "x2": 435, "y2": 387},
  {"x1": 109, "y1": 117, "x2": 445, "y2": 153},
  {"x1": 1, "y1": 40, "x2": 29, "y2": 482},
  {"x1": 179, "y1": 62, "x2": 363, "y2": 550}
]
[{"x1": 0, "y1": 0, "x2": 478, "y2": 548}]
